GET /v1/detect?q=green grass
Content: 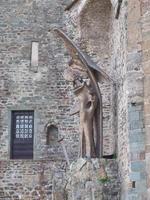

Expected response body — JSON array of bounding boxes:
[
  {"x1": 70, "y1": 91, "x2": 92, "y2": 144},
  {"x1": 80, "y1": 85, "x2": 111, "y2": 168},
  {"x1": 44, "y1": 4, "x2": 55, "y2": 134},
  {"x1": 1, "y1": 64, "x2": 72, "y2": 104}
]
[{"x1": 98, "y1": 176, "x2": 110, "y2": 184}]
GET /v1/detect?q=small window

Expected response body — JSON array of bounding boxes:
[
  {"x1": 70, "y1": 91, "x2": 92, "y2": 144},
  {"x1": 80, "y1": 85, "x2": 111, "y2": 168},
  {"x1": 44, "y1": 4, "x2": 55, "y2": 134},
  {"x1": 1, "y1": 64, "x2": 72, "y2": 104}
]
[
  {"x1": 10, "y1": 111, "x2": 34, "y2": 159},
  {"x1": 132, "y1": 181, "x2": 136, "y2": 188},
  {"x1": 31, "y1": 42, "x2": 39, "y2": 67},
  {"x1": 46, "y1": 125, "x2": 58, "y2": 145}
]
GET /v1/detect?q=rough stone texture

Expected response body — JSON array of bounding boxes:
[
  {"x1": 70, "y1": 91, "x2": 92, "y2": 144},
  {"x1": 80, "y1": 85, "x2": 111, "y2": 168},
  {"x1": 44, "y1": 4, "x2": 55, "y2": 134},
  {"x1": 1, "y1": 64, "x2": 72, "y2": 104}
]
[
  {"x1": 110, "y1": 2, "x2": 130, "y2": 198},
  {"x1": 66, "y1": 158, "x2": 120, "y2": 200},
  {"x1": 0, "y1": 0, "x2": 128, "y2": 199},
  {"x1": 0, "y1": 0, "x2": 150, "y2": 199},
  {"x1": 141, "y1": 0, "x2": 150, "y2": 198},
  {"x1": 79, "y1": 0, "x2": 115, "y2": 156},
  {"x1": 68, "y1": 0, "x2": 150, "y2": 199},
  {"x1": 0, "y1": 1, "x2": 78, "y2": 199},
  {"x1": 0, "y1": 0, "x2": 80, "y2": 161},
  {"x1": 66, "y1": 1, "x2": 129, "y2": 193},
  {"x1": 0, "y1": 160, "x2": 67, "y2": 200},
  {"x1": 66, "y1": 0, "x2": 116, "y2": 156},
  {"x1": 123, "y1": 0, "x2": 147, "y2": 199}
]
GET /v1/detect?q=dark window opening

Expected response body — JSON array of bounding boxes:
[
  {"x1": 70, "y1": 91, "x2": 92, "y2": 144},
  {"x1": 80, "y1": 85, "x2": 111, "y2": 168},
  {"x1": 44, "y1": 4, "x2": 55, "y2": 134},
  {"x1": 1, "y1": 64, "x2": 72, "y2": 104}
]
[
  {"x1": 10, "y1": 111, "x2": 34, "y2": 159},
  {"x1": 46, "y1": 125, "x2": 58, "y2": 145},
  {"x1": 132, "y1": 181, "x2": 136, "y2": 188}
]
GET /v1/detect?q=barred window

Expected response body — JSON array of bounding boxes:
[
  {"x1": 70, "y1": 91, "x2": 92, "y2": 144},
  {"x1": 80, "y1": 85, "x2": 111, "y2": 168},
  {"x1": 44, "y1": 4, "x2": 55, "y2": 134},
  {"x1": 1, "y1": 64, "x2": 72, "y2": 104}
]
[{"x1": 11, "y1": 111, "x2": 34, "y2": 159}]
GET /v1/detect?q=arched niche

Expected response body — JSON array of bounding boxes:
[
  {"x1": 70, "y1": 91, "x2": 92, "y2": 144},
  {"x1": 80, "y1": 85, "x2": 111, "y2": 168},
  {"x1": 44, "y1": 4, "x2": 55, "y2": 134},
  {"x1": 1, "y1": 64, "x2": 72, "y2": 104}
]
[
  {"x1": 77, "y1": 0, "x2": 115, "y2": 156},
  {"x1": 79, "y1": 0, "x2": 112, "y2": 67},
  {"x1": 46, "y1": 124, "x2": 58, "y2": 145}
]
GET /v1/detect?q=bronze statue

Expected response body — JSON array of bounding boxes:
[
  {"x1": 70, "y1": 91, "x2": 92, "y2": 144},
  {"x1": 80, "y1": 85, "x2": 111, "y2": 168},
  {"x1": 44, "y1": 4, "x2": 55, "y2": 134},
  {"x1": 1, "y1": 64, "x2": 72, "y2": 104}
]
[{"x1": 54, "y1": 29, "x2": 112, "y2": 158}]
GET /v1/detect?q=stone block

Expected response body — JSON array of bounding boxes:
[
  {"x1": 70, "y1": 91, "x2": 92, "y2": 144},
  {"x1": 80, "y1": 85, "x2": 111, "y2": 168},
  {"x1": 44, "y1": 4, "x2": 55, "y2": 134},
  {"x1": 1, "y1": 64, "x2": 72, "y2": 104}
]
[
  {"x1": 129, "y1": 120, "x2": 144, "y2": 130},
  {"x1": 129, "y1": 172, "x2": 141, "y2": 181},
  {"x1": 139, "y1": 152, "x2": 145, "y2": 160},
  {"x1": 141, "y1": 40, "x2": 150, "y2": 50},
  {"x1": 127, "y1": 52, "x2": 142, "y2": 65},
  {"x1": 128, "y1": 104, "x2": 143, "y2": 112},
  {"x1": 129, "y1": 133, "x2": 145, "y2": 143},
  {"x1": 70, "y1": 158, "x2": 87, "y2": 172},
  {"x1": 144, "y1": 115, "x2": 150, "y2": 126},
  {"x1": 142, "y1": 30, "x2": 150, "y2": 41},
  {"x1": 141, "y1": 0, "x2": 150, "y2": 15},
  {"x1": 143, "y1": 49, "x2": 150, "y2": 62},
  {"x1": 127, "y1": 23, "x2": 142, "y2": 48},
  {"x1": 131, "y1": 161, "x2": 145, "y2": 172},
  {"x1": 136, "y1": 180, "x2": 147, "y2": 193},
  {"x1": 146, "y1": 145, "x2": 150, "y2": 153},
  {"x1": 128, "y1": 193, "x2": 139, "y2": 200},
  {"x1": 130, "y1": 143, "x2": 145, "y2": 153},
  {"x1": 53, "y1": 191, "x2": 66, "y2": 200},
  {"x1": 143, "y1": 61, "x2": 150, "y2": 74},
  {"x1": 129, "y1": 129, "x2": 144, "y2": 136},
  {"x1": 128, "y1": 0, "x2": 141, "y2": 23},
  {"x1": 144, "y1": 103, "x2": 150, "y2": 113},
  {"x1": 128, "y1": 111, "x2": 140, "y2": 121}
]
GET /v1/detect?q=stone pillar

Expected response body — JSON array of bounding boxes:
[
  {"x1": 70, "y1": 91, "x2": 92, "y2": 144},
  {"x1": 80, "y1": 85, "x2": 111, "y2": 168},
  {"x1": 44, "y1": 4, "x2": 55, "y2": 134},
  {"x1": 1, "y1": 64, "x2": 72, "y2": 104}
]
[{"x1": 140, "y1": 0, "x2": 150, "y2": 198}]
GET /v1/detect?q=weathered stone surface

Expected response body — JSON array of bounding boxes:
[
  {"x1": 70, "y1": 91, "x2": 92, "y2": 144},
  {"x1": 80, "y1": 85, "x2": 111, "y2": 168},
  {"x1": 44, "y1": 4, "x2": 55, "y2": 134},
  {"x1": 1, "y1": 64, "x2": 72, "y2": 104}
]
[
  {"x1": 53, "y1": 191, "x2": 67, "y2": 200},
  {"x1": 0, "y1": 0, "x2": 79, "y2": 161},
  {"x1": 0, "y1": 0, "x2": 150, "y2": 199},
  {"x1": 0, "y1": 160, "x2": 67, "y2": 200},
  {"x1": 66, "y1": 159, "x2": 120, "y2": 200}
]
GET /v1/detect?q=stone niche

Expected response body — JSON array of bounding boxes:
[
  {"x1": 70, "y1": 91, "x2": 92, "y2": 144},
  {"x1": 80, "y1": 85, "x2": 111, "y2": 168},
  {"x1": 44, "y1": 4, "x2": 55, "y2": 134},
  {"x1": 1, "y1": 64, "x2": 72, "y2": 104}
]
[
  {"x1": 70, "y1": 0, "x2": 116, "y2": 156},
  {"x1": 46, "y1": 124, "x2": 58, "y2": 145},
  {"x1": 44, "y1": 123, "x2": 62, "y2": 160}
]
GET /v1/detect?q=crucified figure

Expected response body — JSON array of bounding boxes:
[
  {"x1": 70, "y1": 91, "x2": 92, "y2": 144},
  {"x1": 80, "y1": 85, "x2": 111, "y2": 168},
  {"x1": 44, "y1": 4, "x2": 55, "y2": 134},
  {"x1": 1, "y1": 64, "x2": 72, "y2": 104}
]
[
  {"x1": 75, "y1": 81, "x2": 98, "y2": 158},
  {"x1": 54, "y1": 29, "x2": 112, "y2": 158}
]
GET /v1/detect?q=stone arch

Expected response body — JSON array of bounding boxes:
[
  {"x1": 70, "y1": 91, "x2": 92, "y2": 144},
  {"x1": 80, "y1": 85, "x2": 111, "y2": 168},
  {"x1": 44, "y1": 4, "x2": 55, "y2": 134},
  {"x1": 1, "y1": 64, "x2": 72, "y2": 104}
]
[
  {"x1": 77, "y1": 0, "x2": 115, "y2": 156},
  {"x1": 78, "y1": 0, "x2": 112, "y2": 64}
]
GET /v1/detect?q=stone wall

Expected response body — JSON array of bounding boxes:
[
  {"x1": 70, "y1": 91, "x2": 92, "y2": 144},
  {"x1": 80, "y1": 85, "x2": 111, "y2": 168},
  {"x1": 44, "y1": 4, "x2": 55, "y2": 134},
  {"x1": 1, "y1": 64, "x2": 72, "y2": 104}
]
[
  {"x1": 65, "y1": 0, "x2": 116, "y2": 156},
  {"x1": 125, "y1": 0, "x2": 147, "y2": 198},
  {"x1": 0, "y1": 0, "x2": 79, "y2": 161},
  {"x1": 0, "y1": 1, "x2": 79, "y2": 199},
  {"x1": 0, "y1": 160, "x2": 67, "y2": 200},
  {"x1": 66, "y1": 158, "x2": 120, "y2": 200},
  {"x1": 116, "y1": 0, "x2": 148, "y2": 199},
  {"x1": 141, "y1": 0, "x2": 150, "y2": 198},
  {"x1": 79, "y1": 0, "x2": 115, "y2": 156},
  {"x1": 0, "y1": 0, "x2": 122, "y2": 199},
  {"x1": 64, "y1": 0, "x2": 129, "y2": 198},
  {"x1": 109, "y1": 0, "x2": 130, "y2": 198},
  {"x1": 1, "y1": 0, "x2": 150, "y2": 199}
]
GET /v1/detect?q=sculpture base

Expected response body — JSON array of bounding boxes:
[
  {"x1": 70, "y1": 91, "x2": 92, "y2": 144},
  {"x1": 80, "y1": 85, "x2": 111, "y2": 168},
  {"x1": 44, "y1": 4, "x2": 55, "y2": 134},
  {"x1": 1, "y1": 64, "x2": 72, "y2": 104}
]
[{"x1": 65, "y1": 158, "x2": 120, "y2": 200}]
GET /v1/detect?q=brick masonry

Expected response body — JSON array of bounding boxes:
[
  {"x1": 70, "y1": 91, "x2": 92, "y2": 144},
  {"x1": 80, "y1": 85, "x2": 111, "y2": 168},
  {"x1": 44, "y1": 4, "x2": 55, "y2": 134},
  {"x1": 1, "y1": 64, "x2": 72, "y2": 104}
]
[
  {"x1": 66, "y1": 0, "x2": 116, "y2": 156},
  {"x1": 141, "y1": 0, "x2": 150, "y2": 198},
  {"x1": 0, "y1": 0, "x2": 150, "y2": 199},
  {"x1": 0, "y1": 0, "x2": 80, "y2": 161},
  {"x1": 0, "y1": 1, "x2": 79, "y2": 199},
  {"x1": 0, "y1": 160, "x2": 67, "y2": 200}
]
